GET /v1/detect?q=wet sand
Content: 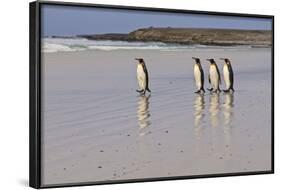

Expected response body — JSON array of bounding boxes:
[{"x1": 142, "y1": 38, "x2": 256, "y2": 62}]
[{"x1": 41, "y1": 48, "x2": 272, "y2": 186}]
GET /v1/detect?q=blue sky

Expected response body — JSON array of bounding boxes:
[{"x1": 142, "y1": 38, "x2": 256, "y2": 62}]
[{"x1": 41, "y1": 4, "x2": 272, "y2": 36}]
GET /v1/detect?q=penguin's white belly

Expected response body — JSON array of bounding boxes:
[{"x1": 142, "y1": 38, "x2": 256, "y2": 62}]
[
  {"x1": 223, "y1": 65, "x2": 230, "y2": 89},
  {"x1": 210, "y1": 66, "x2": 219, "y2": 89},
  {"x1": 194, "y1": 65, "x2": 201, "y2": 90},
  {"x1": 137, "y1": 65, "x2": 146, "y2": 90}
]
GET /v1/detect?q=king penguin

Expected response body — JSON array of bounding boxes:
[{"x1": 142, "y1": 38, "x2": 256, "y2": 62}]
[
  {"x1": 192, "y1": 57, "x2": 205, "y2": 93},
  {"x1": 220, "y1": 58, "x2": 234, "y2": 93},
  {"x1": 135, "y1": 58, "x2": 151, "y2": 95},
  {"x1": 206, "y1": 59, "x2": 221, "y2": 93}
]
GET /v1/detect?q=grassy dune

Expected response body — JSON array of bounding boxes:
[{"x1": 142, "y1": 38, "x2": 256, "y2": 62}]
[{"x1": 78, "y1": 27, "x2": 272, "y2": 46}]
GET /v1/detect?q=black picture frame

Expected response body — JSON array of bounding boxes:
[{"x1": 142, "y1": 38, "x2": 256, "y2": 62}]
[{"x1": 29, "y1": 1, "x2": 274, "y2": 188}]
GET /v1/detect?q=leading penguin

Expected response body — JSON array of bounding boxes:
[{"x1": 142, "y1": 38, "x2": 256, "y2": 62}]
[
  {"x1": 192, "y1": 57, "x2": 205, "y2": 93},
  {"x1": 206, "y1": 58, "x2": 221, "y2": 93},
  {"x1": 220, "y1": 58, "x2": 234, "y2": 93},
  {"x1": 135, "y1": 58, "x2": 151, "y2": 95}
]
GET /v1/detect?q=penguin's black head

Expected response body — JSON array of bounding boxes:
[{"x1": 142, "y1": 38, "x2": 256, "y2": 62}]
[
  {"x1": 192, "y1": 57, "x2": 200, "y2": 63},
  {"x1": 206, "y1": 59, "x2": 215, "y2": 64},
  {"x1": 220, "y1": 58, "x2": 230, "y2": 64},
  {"x1": 135, "y1": 58, "x2": 144, "y2": 63}
]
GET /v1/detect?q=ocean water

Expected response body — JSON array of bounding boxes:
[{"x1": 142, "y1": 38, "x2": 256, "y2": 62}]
[{"x1": 42, "y1": 38, "x2": 255, "y2": 53}]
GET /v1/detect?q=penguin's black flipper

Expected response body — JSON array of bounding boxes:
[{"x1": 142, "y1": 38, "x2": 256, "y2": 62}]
[
  {"x1": 136, "y1": 89, "x2": 144, "y2": 93},
  {"x1": 194, "y1": 90, "x2": 200, "y2": 94},
  {"x1": 214, "y1": 64, "x2": 221, "y2": 85}
]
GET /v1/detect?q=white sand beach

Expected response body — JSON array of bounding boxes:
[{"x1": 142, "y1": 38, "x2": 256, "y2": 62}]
[{"x1": 41, "y1": 46, "x2": 272, "y2": 186}]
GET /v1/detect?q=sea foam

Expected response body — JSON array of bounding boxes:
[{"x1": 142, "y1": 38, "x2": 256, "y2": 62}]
[{"x1": 42, "y1": 37, "x2": 255, "y2": 53}]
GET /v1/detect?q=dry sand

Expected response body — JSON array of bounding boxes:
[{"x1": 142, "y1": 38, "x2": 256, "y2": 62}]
[{"x1": 41, "y1": 47, "x2": 272, "y2": 186}]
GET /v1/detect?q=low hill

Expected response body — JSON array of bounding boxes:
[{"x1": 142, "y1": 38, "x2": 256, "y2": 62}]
[{"x1": 78, "y1": 27, "x2": 272, "y2": 46}]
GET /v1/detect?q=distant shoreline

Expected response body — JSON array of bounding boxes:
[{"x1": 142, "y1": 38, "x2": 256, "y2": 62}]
[{"x1": 46, "y1": 27, "x2": 272, "y2": 47}]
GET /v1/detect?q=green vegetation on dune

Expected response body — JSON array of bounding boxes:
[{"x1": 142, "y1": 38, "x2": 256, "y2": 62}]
[{"x1": 77, "y1": 27, "x2": 271, "y2": 46}]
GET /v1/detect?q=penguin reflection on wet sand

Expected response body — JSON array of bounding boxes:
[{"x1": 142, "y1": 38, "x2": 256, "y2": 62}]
[
  {"x1": 192, "y1": 57, "x2": 205, "y2": 94},
  {"x1": 194, "y1": 94, "x2": 205, "y2": 129},
  {"x1": 206, "y1": 59, "x2": 221, "y2": 93},
  {"x1": 135, "y1": 58, "x2": 151, "y2": 95},
  {"x1": 137, "y1": 95, "x2": 151, "y2": 133},
  {"x1": 209, "y1": 93, "x2": 220, "y2": 127},
  {"x1": 220, "y1": 58, "x2": 235, "y2": 93},
  {"x1": 223, "y1": 93, "x2": 234, "y2": 126}
]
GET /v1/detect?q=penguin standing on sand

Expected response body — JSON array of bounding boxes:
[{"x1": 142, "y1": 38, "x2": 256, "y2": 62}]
[
  {"x1": 220, "y1": 58, "x2": 234, "y2": 93},
  {"x1": 206, "y1": 59, "x2": 221, "y2": 93},
  {"x1": 135, "y1": 58, "x2": 151, "y2": 95},
  {"x1": 192, "y1": 57, "x2": 205, "y2": 93}
]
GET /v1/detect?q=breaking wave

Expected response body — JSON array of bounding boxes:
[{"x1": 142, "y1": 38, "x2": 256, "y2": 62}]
[{"x1": 42, "y1": 37, "x2": 257, "y2": 53}]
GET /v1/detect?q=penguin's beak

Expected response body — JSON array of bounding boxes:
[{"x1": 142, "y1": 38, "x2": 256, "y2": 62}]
[
  {"x1": 192, "y1": 57, "x2": 197, "y2": 60},
  {"x1": 135, "y1": 58, "x2": 140, "y2": 61}
]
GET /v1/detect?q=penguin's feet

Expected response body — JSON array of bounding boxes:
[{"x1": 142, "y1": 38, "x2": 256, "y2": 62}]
[
  {"x1": 214, "y1": 89, "x2": 221, "y2": 93},
  {"x1": 223, "y1": 89, "x2": 230, "y2": 93},
  {"x1": 207, "y1": 88, "x2": 213, "y2": 92},
  {"x1": 136, "y1": 89, "x2": 144, "y2": 93},
  {"x1": 194, "y1": 90, "x2": 201, "y2": 94}
]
